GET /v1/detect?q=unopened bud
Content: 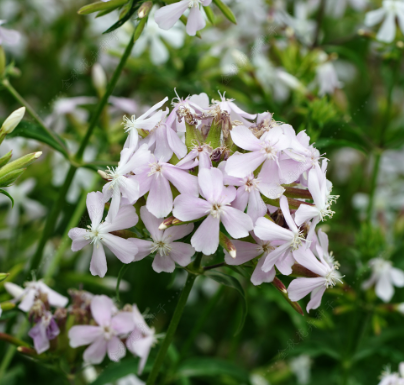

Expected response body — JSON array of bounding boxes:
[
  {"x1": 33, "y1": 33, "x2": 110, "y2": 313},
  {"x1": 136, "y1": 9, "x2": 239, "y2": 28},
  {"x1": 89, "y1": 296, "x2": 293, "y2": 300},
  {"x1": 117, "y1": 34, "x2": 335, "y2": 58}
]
[
  {"x1": 92, "y1": 63, "x2": 107, "y2": 97},
  {"x1": 0, "y1": 272, "x2": 9, "y2": 282},
  {"x1": 138, "y1": 1, "x2": 152, "y2": 18},
  {"x1": 219, "y1": 232, "x2": 236, "y2": 258},
  {"x1": 272, "y1": 277, "x2": 304, "y2": 316},
  {"x1": 0, "y1": 151, "x2": 42, "y2": 179},
  {"x1": 0, "y1": 151, "x2": 12, "y2": 168},
  {"x1": 0, "y1": 46, "x2": 5, "y2": 76},
  {"x1": 292, "y1": 263, "x2": 320, "y2": 278},
  {"x1": 159, "y1": 216, "x2": 175, "y2": 230},
  {"x1": 98, "y1": 169, "x2": 109, "y2": 180},
  {"x1": 0, "y1": 107, "x2": 25, "y2": 144},
  {"x1": 0, "y1": 168, "x2": 25, "y2": 188},
  {"x1": 0, "y1": 302, "x2": 15, "y2": 311}
]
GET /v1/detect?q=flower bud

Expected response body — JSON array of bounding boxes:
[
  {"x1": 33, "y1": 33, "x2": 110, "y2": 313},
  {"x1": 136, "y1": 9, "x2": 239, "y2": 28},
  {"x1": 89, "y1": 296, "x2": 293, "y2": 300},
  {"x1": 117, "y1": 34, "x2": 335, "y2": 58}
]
[
  {"x1": 0, "y1": 107, "x2": 25, "y2": 144},
  {"x1": 92, "y1": 63, "x2": 107, "y2": 97},
  {"x1": 138, "y1": 1, "x2": 152, "y2": 18},
  {"x1": 0, "y1": 45, "x2": 5, "y2": 76},
  {"x1": 272, "y1": 277, "x2": 304, "y2": 316},
  {"x1": 0, "y1": 168, "x2": 25, "y2": 188},
  {"x1": 0, "y1": 272, "x2": 9, "y2": 282},
  {"x1": 0, "y1": 151, "x2": 41, "y2": 179},
  {"x1": 219, "y1": 232, "x2": 236, "y2": 258},
  {"x1": 0, "y1": 151, "x2": 12, "y2": 168}
]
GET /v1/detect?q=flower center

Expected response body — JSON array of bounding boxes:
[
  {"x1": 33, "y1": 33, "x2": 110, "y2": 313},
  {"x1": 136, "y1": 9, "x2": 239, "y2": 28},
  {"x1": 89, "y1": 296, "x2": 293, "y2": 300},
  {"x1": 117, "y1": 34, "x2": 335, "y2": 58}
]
[
  {"x1": 245, "y1": 177, "x2": 259, "y2": 192},
  {"x1": 102, "y1": 325, "x2": 114, "y2": 340},
  {"x1": 260, "y1": 142, "x2": 278, "y2": 160},
  {"x1": 151, "y1": 241, "x2": 172, "y2": 256},
  {"x1": 148, "y1": 162, "x2": 163, "y2": 177},
  {"x1": 291, "y1": 231, "x2": 305, "y2": 250},
  {"x1": 324, "y1": 268, "x2": 342, "y2": 288},
  {"x1": 258, "y1": 242, "x2": 273, "y2": 254},
  {"x1": 84, "y1": 225, "x2": 103, "y2": 245},
  {"x1": 210, "y1": 203, "x2": 224, "y2": 218},
  {"x1": 122, "y1": 115, "x2": 140, "y2": 133},
  {"x1": 188, "y1": 0, "x2": 201, "y2": 8},
  {"x1": 105, "y1": 166, "x2": 122, "y2": 187}
]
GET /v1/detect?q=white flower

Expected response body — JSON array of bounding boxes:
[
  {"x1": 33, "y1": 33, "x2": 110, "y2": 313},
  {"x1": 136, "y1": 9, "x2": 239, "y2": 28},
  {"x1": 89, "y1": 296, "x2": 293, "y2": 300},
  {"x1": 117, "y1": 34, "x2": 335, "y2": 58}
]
[
  {"x1": 1, "y1": 107, "x2": 25, "y2": 134},
  {"x1": 365, "y1": 0, "x2": 404, "y2": 43},
  {"x1": 362, "y1": 258, "x2": 404, "y2": 302},
  {"x1": 0, "y1": 20, "x2": 20, "y2": 45},
  {"x1": 315, "y1": 52, "x2": 342, "y2": 96},
  {"x1": 290, "y1": 355, "x2": 312, "y2": 385},
  {"x1": 133, "y1": 11, "x2": 185, "y2": 65}
]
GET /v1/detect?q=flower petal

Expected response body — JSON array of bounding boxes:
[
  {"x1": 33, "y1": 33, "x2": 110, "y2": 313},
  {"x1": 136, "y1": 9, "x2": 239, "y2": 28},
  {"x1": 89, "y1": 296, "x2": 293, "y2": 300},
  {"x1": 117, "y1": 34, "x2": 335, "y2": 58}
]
[
  {"x1": 108, "y1": 336, "x2": 126, "y2": 362},
  {"x1": 186, "y1": 6, "x2": 206, "y2": 36},
  {"x1": 102, "y1": 233, "x2": 137, "y2": 264},
  {"x1": 91, "y1": 295, "x2": 114, "y2": 326},
  {"x1": 90, "y1": 244, "x2": 108, "y2": 278},
  {"x1": 191, "y1": 215, "x2": 220, "y2": 255},
  {"x1": 86, "y1": 192, "x2": 105, "y2": 227},
  {"x1": 224, "y1": 240, "x2": 262, "y2": 265},
  {"x1": 251, "y1": 258, "x2": 276, "y2": 285},
  {"x1": 162, "y1": 223, "x2": 194, "y2": 242},
  {"x1": 111, "y1": 312, "x2": 135, "y2": 335},
  {"x1": 83, "y1": 337, "x2": 107, "y2": 364},
  {"x1": 68, "y1": 325, "x2": 102, "y2": 348},
  {"x1": 147, "y1": 175, "x2": 173, "y2": 218},
  {"x1": 168, "y1": 242, "x2": 194, "y2": 266},
  {"x1": 288, "y1": 277, "x2": 325, "y2": 302},
  {"x1": 226, "y1": 151, "x2": 265, "y2": 178},
  {"x1": 221, "y1": 206, "x2": 253, "y2": 239},
  {"x1": 173, "y1": 194, "x2": 211, "y2": 221},
  {"x1": 68, "y1": 227, "x2": 91, "y2": 251},
  {"x1": 152, "y1": 254, "x2": 176, "y2": 273}
]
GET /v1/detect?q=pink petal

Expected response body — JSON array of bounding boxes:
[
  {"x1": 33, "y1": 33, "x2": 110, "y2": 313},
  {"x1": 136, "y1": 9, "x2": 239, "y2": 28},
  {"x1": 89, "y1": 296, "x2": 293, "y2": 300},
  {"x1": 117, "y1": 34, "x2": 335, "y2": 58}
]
[
  {"x1": 120, "y1": 177, "x2": 140, "y2": 204},
  {"x1": 167, "y1": 125, "x2": 187, "y2": 159},
  {"x1": 198, "y1": 168, "x2": 224, "y2": 202},
  {"x1": 376, "y1": 272, "x2": 394, "y2": 302},
  {"x1": 306, "y1": 286, "x2": 326, "y2": 312},
  {"x1": 68, "y1": 325, "x2": 102, "y2": 348},
  {"x1": 168, "y1": 242, "x2": 194, "y2": 266},
  {"x1": 37, "y1": 282, "x2": 68, "y2": 308},
  {"x1": 86, "y1": 192, "x2": 105, "y2": 227},
  {"x1": 261, "y1": 242, "x2": 291, "y2": 272},
  {"x1": 390, "y1": 268, "x2": 404, "y2": 287},
  {"x1": 275, "y1": 251, "x2": 295, "y2": 275},
  {"x1": 164, "y1": 165, "x2": 198, "y2": 197},
  {"x1": 292, "y1": 247, "x2": 328, "y2": 277},
  {"x1": 91, "y1": 295, "x2": 114, "y2": 327},
  {"x1": 202, "y1": 0, "x2": 212, "y2": 5},
  {"x1": 229, "y1": 125, "x2": 261, "y2": 151},
  {"x1": 111, "y1": 312, "x2": 135, "y2": 335},
  {"x1": 147, "y1": 175, "x2": 173, "y2": 218},
  {"x1": 294, "y1": 204, "x2": 319, "y2": 227},
  {"x1": 107, "y1": 336, "x2": 126, "y2": 362},
  {"x1": 124, "y1": 144, "x2": 151, "y2": 174},
  {"x1": 226, "y1": 151, "x2": 265, "y2": 178},
  {"x1": 186, "y1": 6, "x2": 206, "y2": 36},
  {"x1": 254, "y1": 217, "x2": 293, "y2": 243},
  {"x1": 140, "y1": 206, "x2": 164, "y2": 241},
  {"x1": 173, "y1": 195, "x2": 211, "y2": 221},
  {"x1": 83, "y1": 336, "x2": 107, "y2": 364},
  {"x1": 68, "y1": 228, "x2": 90, "y2": 251},
  {"x1": 152, "y1": 254, "x2": 176, "y2": 273},
  {"x1": 221, "y1": 206, "x2": 253, "y2": 239},
  {"x1": 155, "y1": 1, "x2": 189, "y2": 30},
  {"x1": 132, "y1": 173, "x2": 152, "y2": 198},
  {"x1": 246, "y1": 189, "x2": 267, "y2": 224},
  {"x1": 102, "y1": 233, "x2": 137, "y2": 264},
  {"x1": 162, "y1": 223, "x2": 194, "y2": 241},
  {"x1": 106, "y1": 187, "x2": 121, "y2": 223},
  {"x1": 154, "y1": 125, "x2": 172, "y2": 163},
  {"x1": 279, "y1": 196, "x2": 298, "y2": 234},
  {"x1": 251, "y1": 258, "x2": 276, "y2": 285},
  {"x1": 191, "y1": 215, "x2": 220, "y2": 255},
  {"x1": 288, "y1": 277, "x2": 325, "y2": 302},
  {"x1": 103, "y1": 204, "x2": 139, "y2": 233},
  {"x1": 90, "y1": 244, "x2": 108, "y2": 278},
  {"x1": 29, "y1": 322, "x2": 49, "y2": 354},
  {"x1": 224, "y1": 240, "x2": 262, "y2": 265},
  {"x1": 130, "y1": 239, "x2": 153, "y2": 261},
  {"x1": 279, "y1": 159, "x2": 308, "y2": 184},
  {"x1": 19, "y1": 289, "x2": 36, "y2": 312},
  {"x1": 232, "y1": 187, "x2": 249, "y2": 212}
]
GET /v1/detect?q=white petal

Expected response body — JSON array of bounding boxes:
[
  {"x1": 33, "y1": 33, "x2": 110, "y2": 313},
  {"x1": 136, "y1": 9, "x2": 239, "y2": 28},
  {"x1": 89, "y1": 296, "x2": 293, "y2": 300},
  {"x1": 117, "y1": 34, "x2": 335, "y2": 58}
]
[{"x1": 191, "y1": 215, "x2": 220, "y2": 255}]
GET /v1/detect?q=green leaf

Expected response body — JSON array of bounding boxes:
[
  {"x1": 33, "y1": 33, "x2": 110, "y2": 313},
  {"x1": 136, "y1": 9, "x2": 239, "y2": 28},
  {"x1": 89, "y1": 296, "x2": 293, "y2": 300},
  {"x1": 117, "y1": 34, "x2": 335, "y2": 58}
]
[
  {"x1": 315, "y1": 138, "x2": 367, "y2": 154},
  {"x1": 206, "y1": 271, "x2": 247, "y2": 335},
  {"x1": 176, "y1": 357, "x2": 251, "y2": 383},
  {"x1": 90, "y1": 359, "x2": 139, "y2": 385},
  {"x1": 213, "y1": 0, "x2": 237, "y2": 24},
  {"x1": 103, "y1": 0, "x2": 142, "y2": 34},
  {"x1": 0, "y1": 189, "x2": 14, "y2": 207},
  {"x1": 7, "y1": 121, "x2": 68, "y2": 157},
  {"x1": 78, "y1": 0, "x2": 128, "y2": 15}
]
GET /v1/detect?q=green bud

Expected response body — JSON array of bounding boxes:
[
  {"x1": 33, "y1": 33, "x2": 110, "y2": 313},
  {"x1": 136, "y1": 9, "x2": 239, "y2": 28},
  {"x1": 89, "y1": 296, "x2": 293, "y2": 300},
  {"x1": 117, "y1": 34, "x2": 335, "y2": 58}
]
[
  {"x1": 0, "y1": 151, "x2": 12, "y2": 168},
  {"x1": 0, "y1": 273, "x2": 9, "y2": 282},
  {"x1": 92, "y1": 63, "x2": 107, "y2": 97},
  {"x1": 272, "y1": 277, "x2": 304, "y2": 316},
  {"x1": 138, "y1": 1, "x2": 152, "y2": 18},
  {"x1": 204, "y1": 6, "x2": 215, "y2": 24},
  {"x1": 0, "y1": 107, "x2": 25, "y2": 141},
  {"x1": 0, "y1": 301, "x2": 15, "y2": 311},
  {"x1": 78, "y1": 0, "x2": 128, "y2": 15},
  {"x1": 0, "y1": 168, "x2": 25, "y2": 188},
  {"x1": 213, "y1": 0, "x2": 237, "y2": 25},
  {"x1": 205, "y1": 119, "x2": 222, "y2": 149},
  {"x1": 185, "y1": 122, "x2": 203, "y2": 151},
  {"x1": 0, "y1": 151, "x2": 42, "y2": 179},
  {"x1": 0, "y1": 46, "x2": 5, "y2": 77}
]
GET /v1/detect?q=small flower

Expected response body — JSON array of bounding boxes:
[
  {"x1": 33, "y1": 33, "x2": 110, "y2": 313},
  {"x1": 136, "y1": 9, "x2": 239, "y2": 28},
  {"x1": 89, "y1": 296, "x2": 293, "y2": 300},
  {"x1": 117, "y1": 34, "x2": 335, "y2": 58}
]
[
  {"x1": 68, "y1": 295, "x2": 134, "y2": 364},
  {"x1": 254, "y1": 196, "x2": 307, "y2": 275},
  {"x1": 68, "y1": 192, "x2": 139, "y2": 277},
  {"x1": 102, "y1": 144, "x2": 151, "y2": 221},
  {"x1": 126, "y1": 305, "x2": 156, "y2": 374},
  {"x1": 288, "y1": 247, "x2": 342, "y2": 312},
  {"x1": 362, "y1": 258, "x2": 404, "y2": 302},
  {"x1": 130, "y1": 206, "x2": 195, "y2": 273},
  {"x1": 1, "y1": 107, "x2": 25, "y2": 134},
  {"x1": 155, "y1": 0, "x2": 212, "y2": 36},
  {"x1": 173, "y1": 167, "x2": 253, "y2": 255},
  {"x1": 4, "y1": 280, "x2": 68, "y2": 312},
  {"x1": 365, "y1": 0, "x2": 404, "y2": 43},
  {"x1": 122, "y1": 97, "x2": 168, "y2": 149},
  {"x1": 29, "y1": 312, "x2": 60, "y2": 354}
]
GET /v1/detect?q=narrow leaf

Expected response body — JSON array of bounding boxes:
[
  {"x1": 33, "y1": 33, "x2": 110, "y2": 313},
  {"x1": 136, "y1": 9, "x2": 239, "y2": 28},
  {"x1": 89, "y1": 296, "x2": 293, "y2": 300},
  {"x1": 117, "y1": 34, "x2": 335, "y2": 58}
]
[
  {"x1": 0, "y1": 189, "x2": 14, "y2": 207},
  {"x1": 78, "y1": 0, "x2": 128, "y2": 15},
  {"x1": 213, "y1": 0, "x2": 237, "y2": 24}
]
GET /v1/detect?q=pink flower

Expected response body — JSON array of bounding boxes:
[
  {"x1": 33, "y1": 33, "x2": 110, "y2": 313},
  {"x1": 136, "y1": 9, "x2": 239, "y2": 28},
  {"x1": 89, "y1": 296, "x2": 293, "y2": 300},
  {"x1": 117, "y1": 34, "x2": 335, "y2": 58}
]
[
  {"x1": 68, "y1": 192, "x2": 139, "y2": 278},
  {"x1": 4, "y1": 281, "x2": 68, "y2": 312},
  {"x1": 29, "y1": 312, "x2": 60, "y2": 354},
  {"x1": 155, "y1": 0, "x2": 212, "y2": 36},
  {"x1": 254, "y1": 196, "x2": 306, "y2": 275},
  {"x1": 288, "y1": 247, "x2": 342, "y2": 312},
  {"x1": 126, "y1": 305, "x2": 156, "y2": 374},
  {"x1": 132, "y1": 155, "x2": 198, "y2": 218},
  {"x1": 130, "y1": 207, "x2": 195, "y2": 273},
  {"x1": 225, "y1": 125, "x2": 291, "y2": 198},
  {"x1": 224, "y1": 233, "x2": 276, "y2": 285},
  {"x1": 68, "y1": 295, "x2": 135, "y2": 364},
  {"x1": 176, "y1": 143, "x2": 213, "y2": 169},
  {"x1": 122, "y1": 97, "x2": 168, "y2": 149},
  {"x1": 102, "y1": 144, "x2": 151, "y2": 221},
  {"x1": 219, "y1": 161, "x2": 267, "y2": 224},
  {"x1": 173, "y1": 168, "x2": 253, "y2": 255}
]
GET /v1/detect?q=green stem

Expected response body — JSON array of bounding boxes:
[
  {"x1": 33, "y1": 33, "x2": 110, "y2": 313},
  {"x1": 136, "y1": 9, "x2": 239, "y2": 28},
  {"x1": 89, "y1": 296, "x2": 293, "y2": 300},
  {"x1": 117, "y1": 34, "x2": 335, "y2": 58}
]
[
  {"x1": 2, "y1": 78, "x2": 68, "y2": 154},
  {"x1": 366, "y1": 152, "x2": 381, "y2": 223},
  {"x1": 146, "y1": 254, "x2": 203, "y2": 385},
  {"x1": 28, "y1": 21, "x2": 146, "y2": 274}
]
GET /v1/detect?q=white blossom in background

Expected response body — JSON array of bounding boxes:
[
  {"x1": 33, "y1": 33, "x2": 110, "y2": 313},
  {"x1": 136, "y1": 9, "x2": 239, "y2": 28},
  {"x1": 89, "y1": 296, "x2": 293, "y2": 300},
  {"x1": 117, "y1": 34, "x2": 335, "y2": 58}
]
[
  {"x1": 378, "y1": 362, "x2": 404, "y2": 385},
  {"x1": 314, "y1": 52, "x2": 342, "y2": 96},
  {"x1": 365, "y1": 0, "x2": 404, "y2": 43},
  {"x1": 362, "y1": 258, "x2": 404, "y2": 302},
  {"x1": 0, "y1": 178, "x2": 45, "y2": 227},
  {"x1": 325, "y1": 0, "x2": 368, "y2": 18},
  {"x1": 0, "y1": 20, "x2": 20, "y2": 45},
  {"x1": 290, "y1": 355, "x2": 312, "y2": 385},
  {"x1": 133, "y1": 10, "x2": 185, "y2": 65}
]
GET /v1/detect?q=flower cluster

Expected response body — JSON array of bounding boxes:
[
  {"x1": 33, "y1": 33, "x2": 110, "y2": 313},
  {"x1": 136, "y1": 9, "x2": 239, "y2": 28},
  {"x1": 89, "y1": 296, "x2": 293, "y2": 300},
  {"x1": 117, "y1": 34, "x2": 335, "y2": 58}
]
[
  {"x1": 5, "y1": 281, "x2": 155, "y2": 372},
  {"x1": 378, "y1": 362, "x2": 404, "y2": 385},
  {"x1": 69, "y1": 91, "x2": 341, "y2": 312}
]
